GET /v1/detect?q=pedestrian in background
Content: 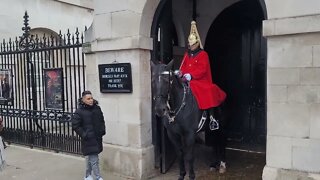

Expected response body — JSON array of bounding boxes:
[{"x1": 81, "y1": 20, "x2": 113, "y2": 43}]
[
  {"x1": 72, "y1": 91, "x2": 106, "y2": 180},
  {"x1": 1, "y1": 77, "x2": 10, "y2": 99},
  {"x1": 0, "y1": 117, "x2": 7, "y2": 150},
  {"x1": 0, "y1": 117, "x2": 6, "y2": 171}
]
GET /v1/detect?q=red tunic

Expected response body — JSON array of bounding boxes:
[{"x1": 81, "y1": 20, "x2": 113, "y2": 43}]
[{"x1": 180, "y1": 50, "x2": 226, "y2": 109}]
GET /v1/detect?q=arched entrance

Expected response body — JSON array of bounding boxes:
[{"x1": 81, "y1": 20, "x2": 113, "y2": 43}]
[
  {"x1": 151, "y1": 0, "x2": 267, "y2": 175},
  {"x1": 205, "y1": 0, "x2": 267, "y2": 149}
]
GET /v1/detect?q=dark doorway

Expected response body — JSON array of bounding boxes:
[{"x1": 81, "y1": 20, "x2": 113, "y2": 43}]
[
  {"x1": 151, "y1": 0, "x2": 267, "y2": 174},
  {"x1": 205, "y1": 0, "x2": 267, "y2": 150},
  {"x1": 151, "y1": 0, "x2": 179, "y2": 173}
]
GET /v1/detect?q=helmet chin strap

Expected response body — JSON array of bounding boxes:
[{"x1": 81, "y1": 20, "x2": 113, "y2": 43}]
[
  {"x1": 189, "y1": 42, "x2": 200, "y2": 50},
  {"x1": 188, "y1": 41, "x2": 197, "y2": 47}
]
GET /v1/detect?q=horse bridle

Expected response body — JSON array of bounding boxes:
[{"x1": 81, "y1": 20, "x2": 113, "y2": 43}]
[{"x1": 154, "y1": 70, "x2": 189, "y2": 123}]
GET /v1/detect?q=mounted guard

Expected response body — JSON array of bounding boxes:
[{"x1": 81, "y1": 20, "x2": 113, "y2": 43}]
[{"x1": 178, "y1": 21, "x2": 227, "y2": 129}]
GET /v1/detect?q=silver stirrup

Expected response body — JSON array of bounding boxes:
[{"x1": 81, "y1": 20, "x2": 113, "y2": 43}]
[
  {"x1": 196, "y1": 112, "x2": 207, "y2": 133},
  {"x1": 209, "y1": 115, "x2": 219, "y2": 130}
]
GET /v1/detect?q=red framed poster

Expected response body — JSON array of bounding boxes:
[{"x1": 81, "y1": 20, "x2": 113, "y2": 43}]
[{"x1": 44, "y1": 68, "x2": 64, "y2": 110}]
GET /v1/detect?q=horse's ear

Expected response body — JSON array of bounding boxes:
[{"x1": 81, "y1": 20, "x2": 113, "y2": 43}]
[{"x1": 165, "y1": 59, "x2": 174, "y2": 71}]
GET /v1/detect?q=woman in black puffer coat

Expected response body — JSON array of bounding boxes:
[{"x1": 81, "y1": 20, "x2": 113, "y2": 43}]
[{"x1": 72, "y1": 91, "x2": 106, "y2": 180}]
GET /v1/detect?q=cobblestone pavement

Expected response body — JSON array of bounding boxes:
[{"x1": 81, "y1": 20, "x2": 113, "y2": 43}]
[
  {"x1": 0, "y1": 145, "x2": 84, "y2": 180},
  {"x1": 150, "y1": 144, "x2": 265, "y2": 180},
  {"x1": 0, "y1": 144, "x2": 265, "y2": 180}
]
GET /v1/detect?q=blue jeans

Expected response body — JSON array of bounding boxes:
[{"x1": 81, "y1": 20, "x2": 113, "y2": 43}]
[{"x1": 85, "y1": 154, "x2": 101, "y2": 179}]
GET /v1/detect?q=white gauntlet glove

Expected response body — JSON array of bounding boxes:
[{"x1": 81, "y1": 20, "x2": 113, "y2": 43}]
[{"x1": 183, "y1": 73, "x2": 192, "y2": 81}]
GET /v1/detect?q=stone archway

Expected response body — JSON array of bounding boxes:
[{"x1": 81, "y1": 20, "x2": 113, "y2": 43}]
[
  {"x1": 205, "y1": 0, "x2": 267, "y2": 149},
  {"x1": 88, "y1": 0, "x2": 320, "y2": 179},
  {"x1": 144, "y1": 0, "x2": 320, "y2": 179},
  {"x1": 149, "y1": 0, "x2": 268, "y2": 177}
]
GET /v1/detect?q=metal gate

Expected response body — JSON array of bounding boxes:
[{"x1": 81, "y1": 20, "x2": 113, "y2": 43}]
[{"x1": 0, "y1": 12, "x2": 86, "y2": 155}]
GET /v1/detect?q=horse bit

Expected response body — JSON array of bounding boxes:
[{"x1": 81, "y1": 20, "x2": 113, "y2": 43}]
[{"x1": 154, "y1": 70, "x2": 188, "y2": 123}]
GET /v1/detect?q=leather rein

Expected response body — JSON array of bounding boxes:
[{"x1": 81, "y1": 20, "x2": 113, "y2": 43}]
[{"x1": 155, "y1": 70, "x2": 189, "y2": 123}]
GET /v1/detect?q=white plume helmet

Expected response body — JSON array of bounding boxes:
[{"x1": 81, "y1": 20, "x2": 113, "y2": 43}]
[{"x1": 188, "y1": 21, "x2": 203, "y2": 49}]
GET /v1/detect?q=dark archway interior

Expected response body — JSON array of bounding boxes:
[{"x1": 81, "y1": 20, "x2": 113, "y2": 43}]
[
  {"x1": 205, "y1": 0, "x2": 267, "y2": 147},
  {"x1": 151, "y1": 0, "x2": 267, "y2": 174}
]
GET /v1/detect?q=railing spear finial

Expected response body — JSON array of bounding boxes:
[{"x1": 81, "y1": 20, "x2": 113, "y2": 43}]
[{"x1": 19, "y1": 11, "x2": 35, "y2": 50}]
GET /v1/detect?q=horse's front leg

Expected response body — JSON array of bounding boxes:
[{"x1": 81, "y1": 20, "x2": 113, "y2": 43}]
[
  {"x1": 166, "y1": 129, "x2": 186, "y2": 180},
  {"x1": 184, "y1": 131, "x2": 196, "y2": 180},
  {"x1": 178, "y1": 150, "x2": 186, "y2": 180}
]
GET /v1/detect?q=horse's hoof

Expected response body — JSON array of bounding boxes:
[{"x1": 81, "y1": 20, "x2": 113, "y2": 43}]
[
  {"x1": 209, "y1": 162, "x2": 219, "y2": 172},
  {"x1": 178, "y1": 176, "x2": 184, "y2": 180},
  {"x1": 219, "y1": 166, "x2": 226, "y2": 174},
  {"x1": 210, "y1": 167, "x2": 217, "y2": 171},
  {"x1": 189, "y1": 174, "x2": 195, "y2": 180},
  {"x1": 219, "y1": 167, "x2": 226, "y2": 174},
  {"x1": 219, "y1": 161, "x2": 227, "y2": 174}
]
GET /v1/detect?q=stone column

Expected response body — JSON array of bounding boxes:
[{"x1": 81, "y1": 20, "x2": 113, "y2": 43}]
[
  {"x1": 263, "y1": 1, "x2": 320, "y2": 179},
  {"x1": 84, "y1": 0, "x2": 159, "y2": 179}
]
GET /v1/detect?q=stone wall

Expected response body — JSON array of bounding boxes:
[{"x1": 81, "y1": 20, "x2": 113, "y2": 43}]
[
  {"x1": 0, "y1": 0, "x2": 93, "y2": 40},
  {"x1": 86, "y1": 0, "x2": 158, "y2": 179},
  {"x1": 263, "y1": 1, "x2": 320, "y2": 179}
]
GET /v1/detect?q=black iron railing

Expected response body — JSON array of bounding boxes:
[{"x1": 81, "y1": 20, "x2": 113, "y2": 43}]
[{"x1": 0, "y1": 12, "x2": 86, "y2": 155}]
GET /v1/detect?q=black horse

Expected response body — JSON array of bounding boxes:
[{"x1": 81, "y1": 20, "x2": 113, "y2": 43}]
[{"x1": 152, "y1": 60, "x2": 227, "y2": 179}]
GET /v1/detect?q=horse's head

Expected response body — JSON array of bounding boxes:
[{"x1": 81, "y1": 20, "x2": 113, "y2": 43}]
[{"x1": 151, "y1": 60, "x2": 174, "y2": 117}]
